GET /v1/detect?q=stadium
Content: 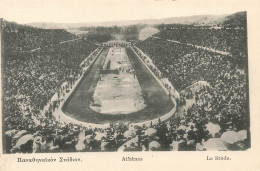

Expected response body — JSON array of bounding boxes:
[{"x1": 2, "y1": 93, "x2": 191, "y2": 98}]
[
  {"x1": 60, "y1": 45, "x2": 175, "y2": 126},
  {"x1": 1, "y1": 11, "x2": 250, "y2": 153}
]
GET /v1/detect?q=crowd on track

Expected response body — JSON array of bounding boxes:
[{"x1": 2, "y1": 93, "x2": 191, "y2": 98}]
[
  {"x1": 2, "y1": 25, "x2": 249, "y2": 153},
  {"x1": 4, "y1": 108, "x2": 249, "y2": 152},
  {"x1": 155, "y1": 28, "x2": 247, "y2": 61}
]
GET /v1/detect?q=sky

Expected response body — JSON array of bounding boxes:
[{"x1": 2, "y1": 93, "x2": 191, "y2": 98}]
[{"x1": 0, "y1": 0, "x2": 251, "y2": 24}]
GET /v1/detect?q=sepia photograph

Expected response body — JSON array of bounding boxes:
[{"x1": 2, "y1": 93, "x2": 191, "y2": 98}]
[{"x1": 0, "y1": 0, "x2": 260, "y2": 170}]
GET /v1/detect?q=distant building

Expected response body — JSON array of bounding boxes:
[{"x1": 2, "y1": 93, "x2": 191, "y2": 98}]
[{"x1": 103, "y1": 40, "x2": 131, "y2": 47}]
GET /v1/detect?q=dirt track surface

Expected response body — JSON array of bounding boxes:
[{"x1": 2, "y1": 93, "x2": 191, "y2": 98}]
[{"x1": 62, "y1": 47, "x2": 173, "y2": 124}]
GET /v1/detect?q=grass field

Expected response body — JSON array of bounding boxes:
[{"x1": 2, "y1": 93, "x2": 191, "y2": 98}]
[{"x1": 62, "y1": 47, "x2": 173, "y2": 124}]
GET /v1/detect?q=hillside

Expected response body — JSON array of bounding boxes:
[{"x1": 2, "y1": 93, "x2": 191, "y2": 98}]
[
  {"x1": 222, "y1": 11, "x2": 247, "y2": 28},
  {"x1": 26, "y1": 12, "x2": 245, "y2": 29}
]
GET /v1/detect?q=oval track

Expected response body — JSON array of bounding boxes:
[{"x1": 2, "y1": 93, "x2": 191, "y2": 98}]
[{"x1": 62, "y1": 47, "x2": 173, "y2": 124}]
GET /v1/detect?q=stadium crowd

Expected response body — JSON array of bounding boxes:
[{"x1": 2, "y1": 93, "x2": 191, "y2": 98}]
[
  {"x1": 3, "y1": 37, "x2": 99, "y2": 153},
  {"x1": 4, "y1": 106, "x2": 249, "y2": 152},
  {"x1": 2, "y1": 23, "x2": 249, "y2": 153},
  {"x1": 154, "y1": 28, "x2": 247, "y2": 64},
  {"x1": 134, "y1": 37, "x2": 249, "y2": 150},
  {"x1": 3, "y1": 22, "x2": 77, "y2": 55}
]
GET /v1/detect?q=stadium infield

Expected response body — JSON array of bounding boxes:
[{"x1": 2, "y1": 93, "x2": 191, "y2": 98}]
[{"x1": 62, "y1": 47, "x2": 174, "y2": 124}]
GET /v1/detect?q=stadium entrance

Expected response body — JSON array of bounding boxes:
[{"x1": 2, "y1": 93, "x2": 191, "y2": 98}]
[{"x1": 103, "y1": 40, "x2": 131, "y2": 47}]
